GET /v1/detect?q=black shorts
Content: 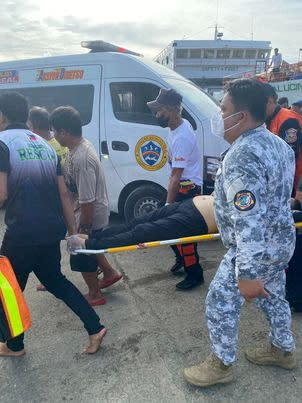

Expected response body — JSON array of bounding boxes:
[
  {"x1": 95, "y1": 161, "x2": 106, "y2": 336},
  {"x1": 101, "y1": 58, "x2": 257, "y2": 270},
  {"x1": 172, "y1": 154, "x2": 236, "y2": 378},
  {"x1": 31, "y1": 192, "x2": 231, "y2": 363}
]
[{"x1": 70, "y1": 229, "x2": 104, "y2": 273}]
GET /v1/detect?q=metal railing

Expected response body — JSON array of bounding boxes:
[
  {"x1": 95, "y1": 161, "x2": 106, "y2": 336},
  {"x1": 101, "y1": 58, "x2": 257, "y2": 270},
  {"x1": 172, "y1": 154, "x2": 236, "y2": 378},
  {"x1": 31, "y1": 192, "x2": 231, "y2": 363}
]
[{"x1": 223, "y1": 61, "x2": 302, "y2": 84}]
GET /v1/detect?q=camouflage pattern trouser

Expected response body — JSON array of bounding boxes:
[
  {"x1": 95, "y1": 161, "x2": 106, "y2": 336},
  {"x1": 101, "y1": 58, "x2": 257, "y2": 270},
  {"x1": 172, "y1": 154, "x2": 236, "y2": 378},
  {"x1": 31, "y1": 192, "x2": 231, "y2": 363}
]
[{"x1": 205, "y1": 256, "x2": 295, "y2": 365}]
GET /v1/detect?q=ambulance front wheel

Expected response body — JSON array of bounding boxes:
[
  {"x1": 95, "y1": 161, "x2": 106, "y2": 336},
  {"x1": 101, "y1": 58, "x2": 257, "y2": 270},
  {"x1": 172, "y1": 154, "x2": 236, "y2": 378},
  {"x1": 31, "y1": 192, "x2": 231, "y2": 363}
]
[{"x1": 124, "y1": 185, "x2": 166, "y2": 222}]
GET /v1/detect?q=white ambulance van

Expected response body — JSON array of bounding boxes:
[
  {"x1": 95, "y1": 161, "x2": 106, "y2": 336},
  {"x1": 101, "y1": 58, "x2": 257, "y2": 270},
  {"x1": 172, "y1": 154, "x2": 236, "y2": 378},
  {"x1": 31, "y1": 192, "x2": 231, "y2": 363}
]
[{"x1": 0, "y1": 41, "x2": 226, "y2": 220}]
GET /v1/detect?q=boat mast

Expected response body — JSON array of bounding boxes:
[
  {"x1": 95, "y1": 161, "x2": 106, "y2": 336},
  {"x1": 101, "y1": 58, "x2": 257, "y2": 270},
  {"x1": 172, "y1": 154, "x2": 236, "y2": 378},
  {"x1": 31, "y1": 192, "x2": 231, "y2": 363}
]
[{"x1": 214, "y1": 0, "x2": 219, "y2": 40}]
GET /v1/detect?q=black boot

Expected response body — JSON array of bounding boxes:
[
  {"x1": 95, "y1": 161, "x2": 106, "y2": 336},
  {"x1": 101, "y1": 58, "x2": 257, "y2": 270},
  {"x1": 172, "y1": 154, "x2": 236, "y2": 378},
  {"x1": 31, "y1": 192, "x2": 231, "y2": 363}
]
[
  {"x1": 176, "y1": 265, "x2": 204, "y2": 290},
  {"x1": 170, "y1": 259, "x2": 184, "y2": 274}
]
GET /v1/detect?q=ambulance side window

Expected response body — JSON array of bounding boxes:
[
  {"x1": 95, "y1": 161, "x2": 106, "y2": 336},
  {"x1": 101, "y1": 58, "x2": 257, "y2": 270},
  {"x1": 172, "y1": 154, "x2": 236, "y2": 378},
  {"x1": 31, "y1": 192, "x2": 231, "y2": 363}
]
[
  {"x1": 110, "y1": 82, "x2": 159, "y2": 125},
  {"x1": 0, "y1": 85, "x2": 94, "y2": 126},
  {"x1": 110, "y1": 82, "x2": 197, "y2": 129}
]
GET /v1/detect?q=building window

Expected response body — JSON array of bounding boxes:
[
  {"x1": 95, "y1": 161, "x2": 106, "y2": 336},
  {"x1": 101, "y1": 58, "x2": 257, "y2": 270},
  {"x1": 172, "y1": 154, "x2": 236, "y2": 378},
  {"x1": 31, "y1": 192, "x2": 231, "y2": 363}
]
[
  {"x1": 246, "y1": 49, "x2": 257, "y2": 59},
  {"x1": 255, "y1": 61, "x2": 267, "y2": 74},
  {"x1": 257, "y1": 50, "x2": 268, "y2": 59},
  {"x1": 176, "y1": 49, "x2": 188, "y2": 59},
  {"x1": 232, "y1": 49, "x2": 244, "y2": 59},
  {"x1": 0, "y1": 85, "x2": 94, "y2": 125},
  {"x1": 190, "y1": 49, "x2": 202, "y2": 58},
  {"x1": 166, "y1": 56, "x2": 169, "y2": 65},
  {"x1": 204, "y1": 49, "x2": 215, "y2": 59},
  {"x1": 217, "y1": 49, "x2": 231, "y2": 59}
]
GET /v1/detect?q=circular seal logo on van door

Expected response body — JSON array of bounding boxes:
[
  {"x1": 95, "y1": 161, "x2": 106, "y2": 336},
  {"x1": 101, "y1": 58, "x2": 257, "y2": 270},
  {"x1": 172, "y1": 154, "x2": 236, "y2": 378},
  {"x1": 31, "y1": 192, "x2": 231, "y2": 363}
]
[{"x1": 135, "y1": 135, "x2": 167, "y2": 171}]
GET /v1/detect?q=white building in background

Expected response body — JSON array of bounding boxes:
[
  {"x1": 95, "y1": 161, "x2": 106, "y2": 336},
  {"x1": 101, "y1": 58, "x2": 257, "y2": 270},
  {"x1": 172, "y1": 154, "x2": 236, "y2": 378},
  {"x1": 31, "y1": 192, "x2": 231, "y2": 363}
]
[{"x1": 155, "y1": 38, "x2": 271, "y2": 98}]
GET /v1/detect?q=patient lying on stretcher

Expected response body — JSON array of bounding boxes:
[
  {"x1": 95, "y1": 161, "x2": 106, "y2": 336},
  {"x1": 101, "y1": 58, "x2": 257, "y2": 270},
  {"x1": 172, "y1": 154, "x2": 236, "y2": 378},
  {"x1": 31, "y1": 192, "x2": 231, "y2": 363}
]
[{"x1": 68, "y1": 196, "x2": 218, "y2": 253}]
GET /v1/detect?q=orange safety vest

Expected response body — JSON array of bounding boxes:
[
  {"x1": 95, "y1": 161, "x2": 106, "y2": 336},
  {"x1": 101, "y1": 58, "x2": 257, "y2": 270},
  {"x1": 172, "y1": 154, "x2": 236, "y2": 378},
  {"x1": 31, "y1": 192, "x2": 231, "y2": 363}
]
[
  {"x1": 269, "y1": 108, "x2": 302, "y2": 135},
  {"x1": 0, "y1": 256, "x2": 31, "y2": 341},
  {"x1": 269, "y1": 108, "x2": 302, "y2": 192}
]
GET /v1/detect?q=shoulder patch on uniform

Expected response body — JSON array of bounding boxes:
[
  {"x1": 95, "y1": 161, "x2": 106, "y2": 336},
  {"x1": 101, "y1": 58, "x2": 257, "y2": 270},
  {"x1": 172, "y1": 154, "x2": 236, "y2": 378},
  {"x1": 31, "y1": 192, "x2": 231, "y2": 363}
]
[
  {"x1": 234, "y1": 190, "x2": 256, "y2": 211},
  {"x1": 285, "y1": 128, "x2": 298, "y2": 144}
]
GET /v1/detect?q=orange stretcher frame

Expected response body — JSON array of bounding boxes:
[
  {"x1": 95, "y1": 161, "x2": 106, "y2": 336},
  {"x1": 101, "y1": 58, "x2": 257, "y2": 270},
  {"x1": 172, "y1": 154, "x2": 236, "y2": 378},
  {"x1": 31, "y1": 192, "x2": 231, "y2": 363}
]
[{"x1": 0, "y1": 256, "x2": 31, "y2": 341}]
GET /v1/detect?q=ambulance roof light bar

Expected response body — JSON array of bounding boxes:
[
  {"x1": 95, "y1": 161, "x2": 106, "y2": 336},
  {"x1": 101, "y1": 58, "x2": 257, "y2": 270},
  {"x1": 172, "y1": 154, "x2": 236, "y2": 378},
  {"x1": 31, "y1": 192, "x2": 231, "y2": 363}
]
[{"x1": 81, "y1": 40, "x2": 143, "y2": 57}]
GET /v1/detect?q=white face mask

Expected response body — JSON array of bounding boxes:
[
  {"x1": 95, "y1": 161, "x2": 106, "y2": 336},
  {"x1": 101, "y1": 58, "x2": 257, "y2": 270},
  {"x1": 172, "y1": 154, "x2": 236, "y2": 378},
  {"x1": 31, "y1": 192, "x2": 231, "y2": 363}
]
[{"x1": 210, "y1": 111, "x2": 243, "y2": 139}]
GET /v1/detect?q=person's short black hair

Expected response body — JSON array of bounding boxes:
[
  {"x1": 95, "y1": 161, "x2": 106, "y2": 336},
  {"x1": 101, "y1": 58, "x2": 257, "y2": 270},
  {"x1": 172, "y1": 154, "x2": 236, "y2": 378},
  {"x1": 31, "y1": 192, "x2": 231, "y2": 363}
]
[
  {"x1": 50, "y1": 106, "x2": 82, "y2": 136},
  {"x1": 292, "y1": 101, "x2": 302, "y2": 107},
  {"x1": 278, "y1": 97, "x2": 288, "y2": 105},
  {"x1": 28, "y1": 106, "x2": 50, "y2": 131},
  {"x1": 274, "y1": 48, "x2": 279, "y2": 51},
  {"x1": 0, "y1": 91, "x2": 29, "y2": 124},
  {"x1": 224, "y1": 79, "x2": 268, "y2": 122},
  {"x1": 262, "y1": 83, "x2": 278, "y2": 102}
]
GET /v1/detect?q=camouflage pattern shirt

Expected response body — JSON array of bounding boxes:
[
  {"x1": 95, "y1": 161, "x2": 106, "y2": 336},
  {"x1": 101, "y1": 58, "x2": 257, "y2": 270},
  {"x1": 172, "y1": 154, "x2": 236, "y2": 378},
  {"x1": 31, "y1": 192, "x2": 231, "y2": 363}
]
[{"x1": 214, "y1": 126, "x2": 296, "y2": 279}]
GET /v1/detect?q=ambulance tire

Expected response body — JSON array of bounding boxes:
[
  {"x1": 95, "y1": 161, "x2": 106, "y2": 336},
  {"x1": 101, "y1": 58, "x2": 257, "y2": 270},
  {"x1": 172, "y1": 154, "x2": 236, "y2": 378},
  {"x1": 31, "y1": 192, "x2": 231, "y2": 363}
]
[{"x1": 124, "y1": 185, "x2": 166, "y2": 222}]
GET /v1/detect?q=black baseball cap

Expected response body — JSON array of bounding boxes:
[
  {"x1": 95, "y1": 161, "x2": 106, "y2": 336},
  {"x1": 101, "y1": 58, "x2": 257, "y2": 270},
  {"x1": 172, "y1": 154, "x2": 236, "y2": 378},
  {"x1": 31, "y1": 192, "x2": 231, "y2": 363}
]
[{"x1": 147, "y1": 88, "x2": 182, "y2": 111}]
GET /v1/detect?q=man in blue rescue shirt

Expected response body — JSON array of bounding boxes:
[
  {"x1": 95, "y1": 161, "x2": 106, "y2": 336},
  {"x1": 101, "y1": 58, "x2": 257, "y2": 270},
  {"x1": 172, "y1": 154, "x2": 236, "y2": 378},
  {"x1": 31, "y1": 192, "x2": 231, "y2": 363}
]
[{"x1": 0, "y1": 92, "x2": 106, "y2": 356}]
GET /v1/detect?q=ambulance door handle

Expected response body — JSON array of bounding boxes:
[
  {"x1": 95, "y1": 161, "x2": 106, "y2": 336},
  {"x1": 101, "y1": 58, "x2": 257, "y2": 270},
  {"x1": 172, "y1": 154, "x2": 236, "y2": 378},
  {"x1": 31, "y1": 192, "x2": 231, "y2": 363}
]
[
  {"x1": 111, "y1": 141, "x2": 129, "y2": 152},
  {"x1": 101, "y1": 141, "x2": 109, "y2": 155}
]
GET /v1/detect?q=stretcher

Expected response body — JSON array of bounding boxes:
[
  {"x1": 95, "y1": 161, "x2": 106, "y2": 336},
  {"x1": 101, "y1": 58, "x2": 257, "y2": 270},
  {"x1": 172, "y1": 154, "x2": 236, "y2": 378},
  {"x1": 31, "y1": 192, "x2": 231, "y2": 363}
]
[{"x1": 75, "y1": 222, "x2": 302, "y2": 255}]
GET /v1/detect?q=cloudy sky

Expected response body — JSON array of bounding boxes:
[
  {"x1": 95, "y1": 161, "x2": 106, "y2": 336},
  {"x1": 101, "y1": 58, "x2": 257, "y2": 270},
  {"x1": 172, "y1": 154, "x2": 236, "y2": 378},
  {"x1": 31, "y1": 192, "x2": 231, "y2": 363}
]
[{"x1": 1, "y1": 0, "x2": 301, "y2": 63}]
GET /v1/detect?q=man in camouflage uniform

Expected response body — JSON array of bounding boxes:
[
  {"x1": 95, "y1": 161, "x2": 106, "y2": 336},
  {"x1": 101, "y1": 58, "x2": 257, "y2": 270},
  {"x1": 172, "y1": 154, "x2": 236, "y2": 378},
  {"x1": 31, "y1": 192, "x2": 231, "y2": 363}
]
[{"x1": 184, "y1": 79, "x2": 297, "y2": 388}]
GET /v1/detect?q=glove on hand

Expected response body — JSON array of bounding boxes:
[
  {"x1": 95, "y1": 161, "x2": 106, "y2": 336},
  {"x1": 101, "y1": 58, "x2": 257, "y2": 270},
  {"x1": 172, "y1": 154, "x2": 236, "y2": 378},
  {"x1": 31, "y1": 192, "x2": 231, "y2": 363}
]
[{"x1": 66, "y1": 235, "x2": 86, "y2": 255}]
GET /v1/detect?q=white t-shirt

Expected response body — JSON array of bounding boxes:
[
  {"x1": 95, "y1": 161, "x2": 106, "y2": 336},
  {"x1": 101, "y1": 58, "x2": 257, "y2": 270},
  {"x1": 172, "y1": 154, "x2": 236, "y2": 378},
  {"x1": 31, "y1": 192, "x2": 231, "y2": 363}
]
[
  {"x1": 167, "y1": 119, "x2": 202, "y2": 185},
  {"x1": 272, "y1": 53, "x2": 282, "y2": 68}
]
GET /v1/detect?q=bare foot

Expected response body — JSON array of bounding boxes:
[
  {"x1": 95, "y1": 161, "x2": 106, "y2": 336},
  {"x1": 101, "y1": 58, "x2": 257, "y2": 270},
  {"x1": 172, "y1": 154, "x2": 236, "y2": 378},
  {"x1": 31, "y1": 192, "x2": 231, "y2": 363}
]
[
  {"x1": 0, "y1": 343, "x2": 25, "y2": 357},
  {"x1": 101, "y1": 267, "x2": 118, "y2": 280},
  {"x1": 84, "y1": 328, "x2": 107, "y2": 354}
]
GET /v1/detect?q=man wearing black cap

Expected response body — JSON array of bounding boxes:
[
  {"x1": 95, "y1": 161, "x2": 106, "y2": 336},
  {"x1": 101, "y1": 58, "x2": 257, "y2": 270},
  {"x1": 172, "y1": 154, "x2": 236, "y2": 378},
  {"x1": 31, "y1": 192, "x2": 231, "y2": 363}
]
[{"x1": 147, "y1": 89, "x2": 204, "y2": 290}]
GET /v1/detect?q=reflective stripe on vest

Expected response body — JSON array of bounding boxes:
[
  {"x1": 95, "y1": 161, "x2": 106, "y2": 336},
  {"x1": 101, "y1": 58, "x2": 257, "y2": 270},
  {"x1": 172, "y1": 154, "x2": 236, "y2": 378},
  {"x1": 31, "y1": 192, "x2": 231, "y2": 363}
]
[
  {"x1": 0, "y1": 256, "x2": 31, "y2": 339},
  {"x1": 0, "y1": 272, "x2": 23, "y2": 337}
]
